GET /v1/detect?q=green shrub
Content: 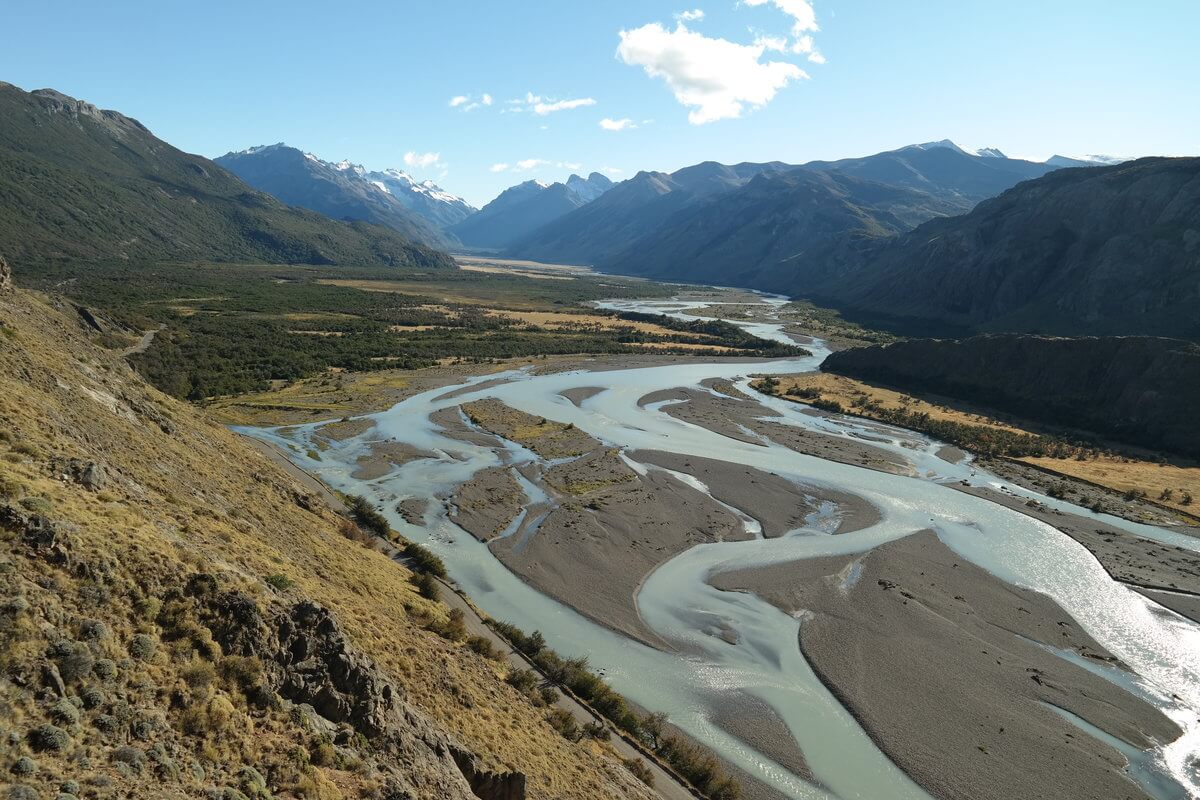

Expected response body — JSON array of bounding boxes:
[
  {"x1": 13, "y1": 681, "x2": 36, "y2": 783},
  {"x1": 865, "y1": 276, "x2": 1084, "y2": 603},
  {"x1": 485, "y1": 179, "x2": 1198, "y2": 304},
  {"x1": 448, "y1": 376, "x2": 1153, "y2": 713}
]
[
  {"x1": 465, "y1": 635, "x2": 502, "y2": 660},
  {"x1": 506, "y1": 668, "x2": 539, "y2": 694},
  {"x1": 347, "y1": 495, "x2": 391, "y2": 538},
  {"x1": 403, "y1": 541, "x2": 448, "y2": 578},
  {"x1": 623, "y1": 757, "x2": 655, "y2": 787},
  {"x1": 28, "y1": 724, "x2": 70, "y2": 752},
  {"x1": 545, "y1": 708, "x2": 580, "y2": 742},
  {"x1": 128, "y1": 634, "x2": 157, "y2": 661},
  {"x1": 264, "y1": 574, "x2": 295, "y2": 591},
  {"x1": 412, "y1": 572, "x2": 440, "y2": 601}
]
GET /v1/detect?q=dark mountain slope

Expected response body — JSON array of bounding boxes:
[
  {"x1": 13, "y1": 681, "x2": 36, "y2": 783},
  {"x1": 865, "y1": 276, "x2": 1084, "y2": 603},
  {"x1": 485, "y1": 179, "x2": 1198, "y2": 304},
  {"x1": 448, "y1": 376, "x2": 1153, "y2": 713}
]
[
  {"x1": 0, "y1": 82, "x2": 451, "y2": 269},
  {"x1": 599, "y1": 169, "x2": 962, "y2": 288},
  {"x1": 813, "y1": 157, "x2": 1200, "y2": 339},
  {"x1": 508, "y1": 162, "x2": 791, "y2": 265},
  {"x1": 823, "y1": 335, "x2": 1200, "y2": 458},
  {"x1": 451, "y1": 173, "x2": 612, "y2": 250}
]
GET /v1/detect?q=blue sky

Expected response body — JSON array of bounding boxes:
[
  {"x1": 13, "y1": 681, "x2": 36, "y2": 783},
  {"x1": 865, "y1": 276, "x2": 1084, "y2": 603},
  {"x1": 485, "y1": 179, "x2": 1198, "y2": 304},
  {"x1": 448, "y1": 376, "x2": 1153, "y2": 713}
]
[{"x1": 3, "y1": 0, "x2": 1198, "y2": 206}]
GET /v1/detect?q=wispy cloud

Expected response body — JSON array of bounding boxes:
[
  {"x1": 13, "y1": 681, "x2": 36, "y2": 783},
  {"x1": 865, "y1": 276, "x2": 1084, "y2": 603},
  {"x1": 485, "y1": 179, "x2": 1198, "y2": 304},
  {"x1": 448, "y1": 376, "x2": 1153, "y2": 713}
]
[
  {"x1": 449, "y1": 93, "x2": 493, "y2": 112},
  {"x1": 676, "y1": 8, "x2": 705, "y2": 21},
  {"x1": 599, "y1": 117, "x2": 637, "y2": 131},
  {"x1": 617, "y1": 21, "x2": 805, "y2": 124},
  {"x1": 602, "y1": 166, "x2": 625, "y2": 175},
  {"x1": 533, "y1": 97, "x2": 597, "y2": 115},
  {"x1": 403, "y1": 151, "x2": 442, "y2": 169},
  {"x1": 502, "y1": 92, "x2": 598, "y2": 116},
  {"x1": 515, "y1": 158, "x2": 550, "y2": 171},
  {"x1": 492, "y1": 159, "x2": 588, "y2": 174}
]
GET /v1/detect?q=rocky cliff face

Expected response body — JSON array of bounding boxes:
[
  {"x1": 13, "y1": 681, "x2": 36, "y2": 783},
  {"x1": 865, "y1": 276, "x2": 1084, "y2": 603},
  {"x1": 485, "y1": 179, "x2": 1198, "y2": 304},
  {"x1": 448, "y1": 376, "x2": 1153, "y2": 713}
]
[
  {"x1": 0, "y1": 254, "x2": 11, "y2": 295},
  {"x1": 822, "y1": 334, "x2": 1200, "y2": 457},
  {"x1": 811, "y1": 158, "x2": 1200, "y2": 339}
]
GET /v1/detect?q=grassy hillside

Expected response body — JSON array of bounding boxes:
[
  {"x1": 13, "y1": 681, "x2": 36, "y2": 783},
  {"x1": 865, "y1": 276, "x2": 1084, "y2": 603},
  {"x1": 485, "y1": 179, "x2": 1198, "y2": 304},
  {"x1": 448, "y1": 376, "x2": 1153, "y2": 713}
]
[
  {"x1": 0, "y1": 280, "x2": 655, "y2": 799},
  {"x1": 0, "y1": 82, "x2": 452, "y2": 269}
]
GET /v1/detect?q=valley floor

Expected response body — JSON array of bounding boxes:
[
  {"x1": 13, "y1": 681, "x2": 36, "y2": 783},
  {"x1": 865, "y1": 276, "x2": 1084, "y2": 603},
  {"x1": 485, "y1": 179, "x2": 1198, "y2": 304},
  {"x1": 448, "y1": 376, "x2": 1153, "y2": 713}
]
[{"x1": 230, "y1": 286, "x2": 1200, "y2": 800}]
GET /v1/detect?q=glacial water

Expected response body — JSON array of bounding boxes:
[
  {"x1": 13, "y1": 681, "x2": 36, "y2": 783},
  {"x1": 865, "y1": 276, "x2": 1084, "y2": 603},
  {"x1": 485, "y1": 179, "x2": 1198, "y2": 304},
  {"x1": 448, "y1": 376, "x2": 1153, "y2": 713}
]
[{"x1": 238, "y1": 293, "x2": 1200, "y2": 800}]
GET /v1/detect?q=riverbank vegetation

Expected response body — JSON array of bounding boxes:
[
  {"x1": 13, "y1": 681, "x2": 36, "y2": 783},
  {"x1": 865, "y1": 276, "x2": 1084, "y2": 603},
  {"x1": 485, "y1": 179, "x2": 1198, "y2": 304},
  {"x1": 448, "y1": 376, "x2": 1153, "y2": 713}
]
[{"x1": 488, "y1": 619, "x2": 742, "y2": 800}]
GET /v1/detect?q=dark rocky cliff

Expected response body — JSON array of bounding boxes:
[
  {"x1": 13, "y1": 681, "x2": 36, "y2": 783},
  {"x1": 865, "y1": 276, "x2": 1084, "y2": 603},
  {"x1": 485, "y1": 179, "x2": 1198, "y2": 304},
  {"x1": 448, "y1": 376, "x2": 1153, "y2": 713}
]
[{"x1": 822, "y1": 335, "x2": 1200, "y2": 458}]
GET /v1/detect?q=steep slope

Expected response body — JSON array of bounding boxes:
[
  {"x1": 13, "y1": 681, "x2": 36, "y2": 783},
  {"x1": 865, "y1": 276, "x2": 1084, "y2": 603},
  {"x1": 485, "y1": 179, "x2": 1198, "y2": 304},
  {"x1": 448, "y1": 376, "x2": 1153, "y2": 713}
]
[
  {"x1": 811, "y1": 157, "x2": 1200, "y2": 338},
  {"x1": 803, "y1": 140, "x2": 1056, "y2": 211},
  {"x1": 822, "y1": 334, "x2": 1200, "y2": 458},
  {"x1": 452, "y1": 173, "x2": 613, "y2": 250},
  {"x1": 600, "y1": 170, "x2": 962, "y2": 288},
  {"x1": 0, "y1": 83, "x2": 452, "y2": 269},
  {"x1": 215, "y1": 144, "x2": 472, "y2": 244},
  {"x1": 509, "y1": 162, "x2": 791, "y2": 265},
  {"x1": 0, "y1": 274, "x2": 654, "y2": 800}
]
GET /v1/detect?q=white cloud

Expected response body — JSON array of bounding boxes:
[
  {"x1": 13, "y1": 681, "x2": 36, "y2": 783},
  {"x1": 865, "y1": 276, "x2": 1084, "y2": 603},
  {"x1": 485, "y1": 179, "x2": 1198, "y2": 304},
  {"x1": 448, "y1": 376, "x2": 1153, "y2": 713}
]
[
  {"x1": 515, "y1": 158, "x2": 550, "y2": 171},
  {"x1": 403, "y1": 151, "x2": 442, "y2": 169},
  {"x1": 743, "y1": 0, "x2": 817, "y2": 35},
  {"x1": 676, "y1": 9, "x2": 705, "y2": 21},
  {"x1": 533, "y1": 97, "x2": 597, "y2": 115},
  {"x1": 745, "y1": 0, "x2": 825, "y2": 62},
  {"x1": 450, "y1": 93, "x2": 494, "y2": 112},
  {"x1": 754, "y1": 34, "x2": 788, "y2": 52},
  {"x1": 600, "y1": 117, "x2": 637, "y2": 131},
  {"x1": 602, "y1": 166, "x2": 625, "y2": 175},
  {"x1": 490, "y1": 163, "x2": 510, "y2": 173},
  {"x1": 617, "y1": 22, "x2": 805, "y2": 124}
]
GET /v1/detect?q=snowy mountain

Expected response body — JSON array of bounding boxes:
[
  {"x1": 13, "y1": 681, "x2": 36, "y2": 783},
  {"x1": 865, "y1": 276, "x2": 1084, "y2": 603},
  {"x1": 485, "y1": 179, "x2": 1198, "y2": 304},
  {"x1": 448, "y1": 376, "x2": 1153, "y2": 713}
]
[
  {"x1": 1045, "y1": 154, "x2": 1130, "y2": 168},
  {"x1": 451, "y1": 173, "x2": 613, "y2": 250},
  {"x1": 214, "y1": 144, "x2": 475, "y2": 246}
]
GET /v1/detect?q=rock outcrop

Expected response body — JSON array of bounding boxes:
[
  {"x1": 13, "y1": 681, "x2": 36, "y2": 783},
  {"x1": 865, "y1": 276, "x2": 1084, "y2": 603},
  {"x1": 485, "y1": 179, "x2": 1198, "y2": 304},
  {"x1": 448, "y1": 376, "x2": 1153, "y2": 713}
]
[
  {"x1": 823, "y1": 334, "x2": 1200, "y2": 457},
  {"x1": 0, "y1": 254, "x2": 11, "y2": 295},
  {"x1": 207, "y1": 594, "x2": 525, "y2": 800}
]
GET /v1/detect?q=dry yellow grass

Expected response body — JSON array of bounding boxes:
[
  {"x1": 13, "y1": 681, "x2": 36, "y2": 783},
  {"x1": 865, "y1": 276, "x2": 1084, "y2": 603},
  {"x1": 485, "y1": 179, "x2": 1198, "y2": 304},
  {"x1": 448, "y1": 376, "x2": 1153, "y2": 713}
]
[
  {"x1": 774, "y1": 373, "x2": 1025, "y2": 434},
  {"x1": 0, "y1": 288, "x2": 655, "y2": 800},
  {"x1": 484, "y1": 308, "x2": 709, "y2": 339},
  {"x1": 1023, "y1": 456, "x2": 1199, "y2": 513},
  {"x1": 773, "y1": 373, "x2": 1200, "y2": 515},
  {"x1": 459, "y1": 264, "x2": 575, "y2": 280}
]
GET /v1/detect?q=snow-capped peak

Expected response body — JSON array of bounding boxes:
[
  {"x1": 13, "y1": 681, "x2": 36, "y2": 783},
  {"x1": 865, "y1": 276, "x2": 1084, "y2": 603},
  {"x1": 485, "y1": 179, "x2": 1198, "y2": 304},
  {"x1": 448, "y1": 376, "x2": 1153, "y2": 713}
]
[
  {"x1": 905, "y1": 139, "x2": 970, "y2": 155},
  {"x1": 974, "y1": 147, "x2": 1007, "y2": 159}
]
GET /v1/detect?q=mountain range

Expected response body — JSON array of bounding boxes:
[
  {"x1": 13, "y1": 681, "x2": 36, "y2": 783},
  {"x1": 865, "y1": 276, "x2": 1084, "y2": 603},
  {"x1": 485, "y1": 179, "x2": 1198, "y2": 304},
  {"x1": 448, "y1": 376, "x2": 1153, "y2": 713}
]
[
  {"x1": 0, "y1": 82, "x2": 451, "y2": 269},
  {"x1": 215, "y1": 144, "x2": 475, "y2": 247},
  {"x1": 503, "y1": 142, "x2": 1063, "y2": 279},
  {"x1": 450, "y1": 172, "x2": 614, "y2": 250}
]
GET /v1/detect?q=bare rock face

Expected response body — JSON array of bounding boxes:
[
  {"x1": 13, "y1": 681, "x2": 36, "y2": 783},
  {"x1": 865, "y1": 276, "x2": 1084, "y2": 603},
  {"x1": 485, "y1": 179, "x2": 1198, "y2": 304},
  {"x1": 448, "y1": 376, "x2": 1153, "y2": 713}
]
[
  {"x1": 0, "y1": 254, "x2": 11, "y2": 295},
  {"x1": 206, "y1": 593, "x2": 526, "y2": 800}
]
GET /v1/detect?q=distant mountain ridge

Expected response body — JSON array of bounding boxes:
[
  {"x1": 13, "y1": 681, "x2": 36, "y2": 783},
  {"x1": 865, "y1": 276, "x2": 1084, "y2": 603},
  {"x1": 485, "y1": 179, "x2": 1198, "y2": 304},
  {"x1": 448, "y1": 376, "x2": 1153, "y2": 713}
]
[
  {"x1": 0, "y1": 82, "x2": 451, "y2": 269},
  {"x1": 802, "y1": 157, "x2": 1200, "y2": 340},
  {"x1": 506, "y1": 143, "x2": 1056, "y2": 277},
  {"x1": 450, "y1": 172, "x2": 613, "y2": 250},
  {"x1": 215, "y1": 144, "x2": 474, "y2": 247}
]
